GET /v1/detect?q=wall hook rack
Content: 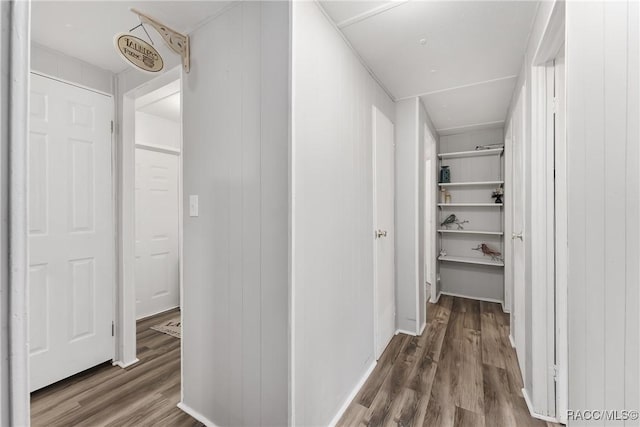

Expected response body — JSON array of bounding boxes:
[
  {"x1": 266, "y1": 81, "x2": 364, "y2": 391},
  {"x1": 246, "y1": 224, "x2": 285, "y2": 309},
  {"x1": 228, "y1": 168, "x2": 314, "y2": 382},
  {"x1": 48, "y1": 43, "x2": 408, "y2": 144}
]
[{"x1": 130, "y1": 8, "x2": 190, "y2": 72}]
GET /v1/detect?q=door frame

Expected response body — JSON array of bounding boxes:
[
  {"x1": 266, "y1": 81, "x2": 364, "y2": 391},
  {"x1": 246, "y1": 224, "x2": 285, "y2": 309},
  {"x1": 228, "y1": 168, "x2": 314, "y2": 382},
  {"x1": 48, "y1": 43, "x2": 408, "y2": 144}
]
[
  {"x1": 372, "y1": 105, "x2": 396, "y2": 360},
  {"x1": 529, "y1": 0, "x2": 566, "y2": 422},
  {"x1": 117, "y1": 66, "x2": 183, "y2": 368}
]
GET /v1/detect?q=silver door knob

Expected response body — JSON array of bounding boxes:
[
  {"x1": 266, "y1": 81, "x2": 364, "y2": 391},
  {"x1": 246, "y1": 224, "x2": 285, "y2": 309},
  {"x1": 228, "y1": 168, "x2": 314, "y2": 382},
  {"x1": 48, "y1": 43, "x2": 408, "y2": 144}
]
[
  {"x1": 512, "y1": 232, "x2": 523, "y2": 241},
  {"x1": 375, "y1": 230, "x2": 388, "y2": 238}
]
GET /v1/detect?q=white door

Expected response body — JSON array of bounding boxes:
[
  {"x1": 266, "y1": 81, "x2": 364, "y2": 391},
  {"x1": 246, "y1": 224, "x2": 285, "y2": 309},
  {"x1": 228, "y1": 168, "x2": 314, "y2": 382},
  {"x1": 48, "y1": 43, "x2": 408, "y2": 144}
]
[
  {"x1": 512, "y1": 87, "x2": 526, "y2": 376},
  {"x1": 29, "y1": 74, "x2": 114, "y2": 391},
  {"x1": 135, "y1": 148, "x2": 180, "y2": 319},
  {"x1": 373, "y1": 106, "x2": 395, "y2": 360}
]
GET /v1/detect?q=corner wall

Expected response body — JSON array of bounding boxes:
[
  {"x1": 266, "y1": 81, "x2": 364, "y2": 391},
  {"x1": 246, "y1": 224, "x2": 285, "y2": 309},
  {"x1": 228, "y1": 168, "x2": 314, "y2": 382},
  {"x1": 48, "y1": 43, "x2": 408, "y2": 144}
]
[
  {"x1": 566, "y1": 1, "x2": 639, "y2": 421},
  {"x1": 291, "y1": 2, "x2": 394, "y2": 425},
  {"x1": 181, "y1": 2, "x2": 290, "y2": 425},
  {"x1": 395, "y1": 98, "x2": 438, "y2": 333}
]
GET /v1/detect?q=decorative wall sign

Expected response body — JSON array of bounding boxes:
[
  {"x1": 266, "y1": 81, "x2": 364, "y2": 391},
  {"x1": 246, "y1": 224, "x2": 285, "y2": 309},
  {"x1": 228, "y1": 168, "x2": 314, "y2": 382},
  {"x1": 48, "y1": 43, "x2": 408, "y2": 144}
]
[
  {"x1": 131, "y1": 8, "x2": 190, "y2": 73},
  {"x1": 114, "y1": 33, "x2": 164, "y2": 73}
]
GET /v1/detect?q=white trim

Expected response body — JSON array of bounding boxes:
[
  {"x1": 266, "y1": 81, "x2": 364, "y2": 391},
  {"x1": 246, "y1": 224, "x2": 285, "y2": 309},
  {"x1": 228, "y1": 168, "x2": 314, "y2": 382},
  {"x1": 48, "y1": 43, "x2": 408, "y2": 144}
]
[
  {"x1": 509, "y1": 334, "x2": 516, "y2": 349},
  {"x1": 177, "y1": 402, "x2": 221, "y2": 427},
  {"x1": 30, "y1": 70, "x2": 112, "y2": 97},
  {"x1": 118, "y1": 66, "x2": 183, "y2": 367},
  {"x1": 135, "y1": 305, "x2": 180, "y2": 322},
  {"x1": 8, "y1": 1, "x2": 31, "y2": 424},
  {"x1": 414, "y1": 98, "x2": 421, "y2": 335},
  {"x1": 431, "y1": 291, "x2": 441, "y2": 304},
  {"x1": 112, "y1": 358, "x2": 139, "y2": 369},
  {"x1": 439, "y1": 291, "x2": 503, "y2": 306},
  {"x1": 522, "y1": 388, "x2": 560, "y2": 424},
  {"x1": 399, "y1": 75, "x2": 518, "y2": 101},
  {"x1": 395, "y1": 329, "x2": 418, "y2": 337},
  {"x1": 436, "y1": 120, "x2": 505, "y2": 135},
  {"x1": 328, "y1": 361, "x2": 377, "y2": 427},
  {"x1": 528, "y1": 1, "x2": 566, "y2": 418},
  {"x1": 418, "y1": 322, "x2": 427, "y2": 336},
  {"x1": 336, "y1": 1, "x2": 410, "y2": 29},
  {"x1": 134, "y1": 143, "x2": 181, "y2": 156}
]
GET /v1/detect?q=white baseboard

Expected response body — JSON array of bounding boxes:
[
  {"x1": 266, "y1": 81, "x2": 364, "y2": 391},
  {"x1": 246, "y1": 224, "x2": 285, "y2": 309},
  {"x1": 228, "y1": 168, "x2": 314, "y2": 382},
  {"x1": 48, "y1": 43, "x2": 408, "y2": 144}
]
[
  {"x1": 509, "y1": 334, "x2": 516, "y2": 348},
  {"x1": 418, "y1": 322, "x2": 427, "y2": 335},
  {"x1": 178, "y1": 402, "x2": 220, "y2": 427},
  {"x1": 439, "y1": 291, "x2": 503, "y2": 305},
  {"x1": 329, "y1": 360, "x2": 377, "y2": 426},
  {"x1": 112, "y1": 358, "x2": 139, "y2": 369},
  {"x1": 521, "y1": 388, "x2": 559, "y2": 423},
  {"x1": 431, "y1": 291, "x2": 442, "y2": 303},
  {"x1": 136, "y1": 305, "x2": 180, "y2": 321},
  {"x1": 395, "y1": 328, "x2": 418, "y2": 337}
]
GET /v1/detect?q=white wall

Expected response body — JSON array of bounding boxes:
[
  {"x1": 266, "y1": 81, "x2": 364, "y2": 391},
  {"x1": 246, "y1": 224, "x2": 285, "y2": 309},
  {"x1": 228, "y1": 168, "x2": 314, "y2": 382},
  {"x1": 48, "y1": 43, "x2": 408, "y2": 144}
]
[
  {"x1": 135, "y1": 111, "x2": 180, "y2": 151},
  {"x1": 395, "y1": 98, "x2": 438, "y2": 333},
  {"x1": 504, "y1": 0, "x2": 555, "y2": 402},
  {"x1": 0, "y1": 2, "x2": 11, "y2": 423},
  {"x1": 31, "y1": 42, "x2": 113, "y2": 94},
  {"x1": 181, "y1": 2, "x2": 289, "y2": 426},
  {"x1": 566, "y1": 1, "x2": 639, "y2": 422},
  {"x1": 291, "y1": 2, "x2": 394, "y2": 425}
]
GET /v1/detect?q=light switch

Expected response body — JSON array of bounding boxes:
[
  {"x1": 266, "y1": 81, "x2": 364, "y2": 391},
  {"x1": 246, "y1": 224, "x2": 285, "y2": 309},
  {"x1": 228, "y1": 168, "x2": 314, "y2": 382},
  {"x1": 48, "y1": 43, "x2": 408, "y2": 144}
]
[{"x1": 189, "y1": 195, "x2": 199, "y2": 217}]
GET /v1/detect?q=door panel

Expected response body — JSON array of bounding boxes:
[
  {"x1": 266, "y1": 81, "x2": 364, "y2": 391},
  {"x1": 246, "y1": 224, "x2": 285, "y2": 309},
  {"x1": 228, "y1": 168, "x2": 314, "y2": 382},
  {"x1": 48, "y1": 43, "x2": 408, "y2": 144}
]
[
  {"x1": 29, "y1": 74, "x2": 114, "y2": 391},
  {"x1": 373, "y1": 106, "x2": 395, "y2": 360},
  {"x1": 135, "y1": 148, "x2": 180, "y2": 319}
]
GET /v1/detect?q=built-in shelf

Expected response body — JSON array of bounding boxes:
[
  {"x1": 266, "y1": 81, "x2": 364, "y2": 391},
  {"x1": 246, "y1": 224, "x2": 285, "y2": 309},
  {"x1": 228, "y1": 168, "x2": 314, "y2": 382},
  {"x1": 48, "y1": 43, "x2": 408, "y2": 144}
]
[
  {"x1": 438, "y1": 180, "x2": 504, "y2": 187},
  {"x1": 438, "y1": 148, "x2": 504, "y2": 159},
  {"x1": 437, "y1": 229, "x2": 504, "y2": 236},
  {"x1": 438, "y1": 255, "x2": 504, "y2": 267},
  {"x1": 438, "y1": 203, "x2": 503, "y2": 207}
]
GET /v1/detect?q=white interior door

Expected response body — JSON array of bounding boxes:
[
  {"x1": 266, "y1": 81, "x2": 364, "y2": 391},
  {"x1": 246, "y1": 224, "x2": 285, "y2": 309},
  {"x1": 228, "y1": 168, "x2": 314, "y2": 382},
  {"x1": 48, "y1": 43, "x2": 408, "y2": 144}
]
[
  {"x1": 29, "y1": 73, "x2": 114, "y2": 391},
  {"x1": 373, "y1": 106, "x2": 395, "y2": 360},
  {"x1": 512, "y1": 87, "x2": 526, "y2": 376},
  {"x1": 135, "y1": 148, "x2": 180, "y2": 319}
]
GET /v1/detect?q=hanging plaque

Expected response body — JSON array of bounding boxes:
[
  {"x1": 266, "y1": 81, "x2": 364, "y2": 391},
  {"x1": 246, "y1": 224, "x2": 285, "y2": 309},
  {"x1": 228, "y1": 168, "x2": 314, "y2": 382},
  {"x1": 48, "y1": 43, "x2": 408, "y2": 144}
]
[{"x1": 114, "y1": 33, "x2": 164, "y2": 73}]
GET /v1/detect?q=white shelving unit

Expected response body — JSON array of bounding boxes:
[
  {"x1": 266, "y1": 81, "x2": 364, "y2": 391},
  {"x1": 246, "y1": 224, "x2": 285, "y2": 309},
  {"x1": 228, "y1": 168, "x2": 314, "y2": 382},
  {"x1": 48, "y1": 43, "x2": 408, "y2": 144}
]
[
  {"x1": 438, "y1": 180, "x2": 504, "y2": 187},
  {"x1": 436, "y1": 142, "x2": 505, "y2": 303},
  {"x1": 437, "y1": 229, "x2": 503, "y2": 236},
  {"x1": 438, "y1": 203, "x2": 503, "y2": 207},
  {"x1": 438, "y1": 255, "x2": 504, "y2": 267},
  {"x1": 438, "y1": 147, "x2": 503, "y2": 159}
]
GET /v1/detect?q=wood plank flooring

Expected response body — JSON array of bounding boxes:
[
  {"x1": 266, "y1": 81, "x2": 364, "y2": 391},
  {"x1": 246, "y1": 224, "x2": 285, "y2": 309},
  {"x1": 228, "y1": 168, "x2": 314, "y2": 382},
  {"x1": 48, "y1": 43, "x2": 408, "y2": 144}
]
[
  {"x1": 31, "y1": 309, "x2": 202, "y2": 427},
  {"x1": 337, "y1": 295, "x2": 561, "y2": 427}
]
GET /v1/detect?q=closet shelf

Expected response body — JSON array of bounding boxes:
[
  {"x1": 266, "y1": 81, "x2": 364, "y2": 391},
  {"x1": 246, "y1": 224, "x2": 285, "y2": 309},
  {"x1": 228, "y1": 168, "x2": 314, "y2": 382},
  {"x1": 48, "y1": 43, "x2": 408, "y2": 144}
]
[
  {"x1": 437, "y1": 229, "x2": 503, "y2": 236},
  {"x1": 438, "y1": 180, "x2": 503, "y2": 187},
  {"x1": 438, "y1": 255, "x2": 504, "y2": 267},
  {"x1": 438, "y1": 148, "x2": 504, "y2": 159},
  {"x1": 438, "y1": 203, "x2": 503, "y2": 207}
]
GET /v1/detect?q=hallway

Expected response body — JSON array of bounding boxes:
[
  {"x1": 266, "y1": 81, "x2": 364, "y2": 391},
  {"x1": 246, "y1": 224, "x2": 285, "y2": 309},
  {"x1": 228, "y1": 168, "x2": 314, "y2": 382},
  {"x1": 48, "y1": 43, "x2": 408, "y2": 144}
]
[
  {"x1": 337, "y1": 296, "x2": 558, "y2": 427},
  {"x1": 30, "y1": 310, "x2": 200, "y2": 427}
]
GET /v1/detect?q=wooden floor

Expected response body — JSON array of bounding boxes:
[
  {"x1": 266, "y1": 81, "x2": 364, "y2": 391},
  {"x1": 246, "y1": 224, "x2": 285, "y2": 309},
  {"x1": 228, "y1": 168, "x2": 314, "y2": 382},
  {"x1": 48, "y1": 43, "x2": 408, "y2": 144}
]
[
  {"x1": 31, "y1": 309, "x2": 202, "y2": 427},
  {"x1": 337, "y1": 295, "x2": 560, "y2": 427}
]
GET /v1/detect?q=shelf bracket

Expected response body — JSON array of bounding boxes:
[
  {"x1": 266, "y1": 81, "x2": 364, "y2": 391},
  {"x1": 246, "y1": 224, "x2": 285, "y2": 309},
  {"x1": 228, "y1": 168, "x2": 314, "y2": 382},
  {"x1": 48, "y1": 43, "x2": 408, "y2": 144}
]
[{"x1": 130, "y1": 8, "x2": 190, "y2": 73}]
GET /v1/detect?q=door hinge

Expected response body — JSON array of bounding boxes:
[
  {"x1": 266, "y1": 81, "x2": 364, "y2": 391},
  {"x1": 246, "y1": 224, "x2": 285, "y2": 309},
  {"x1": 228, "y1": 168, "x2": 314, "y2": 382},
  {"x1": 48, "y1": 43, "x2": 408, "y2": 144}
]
[
  {"x1": 552, "y1": 97, "x2": 559, "y2": 114},
  {"x1": 111, "y1": 321, "x2": 115, "y2": 337},
  {"x1": 110, "y1": 120, "x2": 114, "y2": 134}
]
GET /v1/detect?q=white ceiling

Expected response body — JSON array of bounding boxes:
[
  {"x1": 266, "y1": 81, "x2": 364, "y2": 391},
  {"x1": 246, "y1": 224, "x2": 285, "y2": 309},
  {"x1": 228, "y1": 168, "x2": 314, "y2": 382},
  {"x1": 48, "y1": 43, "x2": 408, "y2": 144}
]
[
  {"x1": 319, "y1": 0, "x2": 539, "y2": 134},
  {"x1": 31, "y1": 1, "x2": 232, "y2": 74},
  {"x1": 138, "y1": 92, "x2": 181, "y2": 122}
]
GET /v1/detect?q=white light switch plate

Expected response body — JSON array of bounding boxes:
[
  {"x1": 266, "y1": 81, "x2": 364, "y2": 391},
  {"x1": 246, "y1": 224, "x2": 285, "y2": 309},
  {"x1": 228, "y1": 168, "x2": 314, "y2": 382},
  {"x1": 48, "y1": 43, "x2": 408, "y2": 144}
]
[{"x1": 189, "y1": 195, "x2": 199, "y2": 217}]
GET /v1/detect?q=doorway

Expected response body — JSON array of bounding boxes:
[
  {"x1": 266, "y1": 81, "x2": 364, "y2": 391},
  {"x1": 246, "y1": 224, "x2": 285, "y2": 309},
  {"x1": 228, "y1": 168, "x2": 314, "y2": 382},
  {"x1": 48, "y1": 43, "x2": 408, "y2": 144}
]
[
  {"x1": 119, "y1": 67, "x2": 183, "y2": 366},
  {"x1": 134, "y1": 80, "x2": 181, "y2": 320},
  {"x1": 28, "y1": 72, "x2": 115, "y2": 392},
  {"x1": 372, "y1": 106, "x2": 395, "y2": 360}
]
